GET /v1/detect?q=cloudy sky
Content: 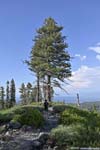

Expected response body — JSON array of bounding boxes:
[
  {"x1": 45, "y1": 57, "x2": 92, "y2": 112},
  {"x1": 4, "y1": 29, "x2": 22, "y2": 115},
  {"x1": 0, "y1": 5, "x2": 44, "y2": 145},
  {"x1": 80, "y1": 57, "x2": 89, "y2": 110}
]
[{"x1": 0, "y1": 0, "x2": 100, "y2": 102}]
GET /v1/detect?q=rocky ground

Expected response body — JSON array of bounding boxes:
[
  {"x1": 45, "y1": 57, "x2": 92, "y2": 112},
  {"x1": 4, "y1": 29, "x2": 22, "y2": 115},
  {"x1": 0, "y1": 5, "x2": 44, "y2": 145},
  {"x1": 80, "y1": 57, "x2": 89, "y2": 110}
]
[{"x1": 0, "y1": 107, "x2": 59, "y2": 150}]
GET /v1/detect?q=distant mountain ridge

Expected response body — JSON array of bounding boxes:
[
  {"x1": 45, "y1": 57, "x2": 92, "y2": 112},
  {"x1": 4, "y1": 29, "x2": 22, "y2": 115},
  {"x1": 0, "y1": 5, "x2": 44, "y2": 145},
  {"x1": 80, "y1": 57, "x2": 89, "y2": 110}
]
[{"x1": 80, "y1": 101, "x2": 100, "y2": 111}]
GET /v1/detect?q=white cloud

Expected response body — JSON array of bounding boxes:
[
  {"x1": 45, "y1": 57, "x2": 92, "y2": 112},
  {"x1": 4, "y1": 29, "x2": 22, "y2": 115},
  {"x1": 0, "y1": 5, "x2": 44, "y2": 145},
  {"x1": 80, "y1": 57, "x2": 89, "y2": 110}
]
[
  {"x1": 89, "y1": 43, "x2": 100, "y2": 54},
  {"x1": 69, "y1": 66, "x2": 92, "y2": 89},
  {"x1": 82, "y1": 55, "x2": 87, "y2": 60},
  {"x1": 97, "y1": 42, "x2": 100, "y2": 46},
  {"x1": 96, "y1": 55, "x2": 100, "y2": 61},
  {"x1": 89, "y1": 46, "x2": 100, "y2": 54},
  {"x1": 89, "y1": 42, "x2": 100, "y2": 61},
  {"x1": 75, "y1": 54, "x2": 86, "y2": 61},
  {"x1": 65, "y1": 65, "x2": 100, "y2": 93},
  {"x1": 54, "y1": 65, "x2": 100, "y2": 99}
]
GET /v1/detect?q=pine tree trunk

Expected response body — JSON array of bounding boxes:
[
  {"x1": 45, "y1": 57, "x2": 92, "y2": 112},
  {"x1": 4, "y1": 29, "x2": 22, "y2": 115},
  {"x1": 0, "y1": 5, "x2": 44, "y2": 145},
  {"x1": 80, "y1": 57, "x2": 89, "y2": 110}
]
[
  {"x1": 42, "y1": 77, "x2": 46, "y2": 101},
  {"x1": 47, "y1": 75, "x2": 51, "y2": 102}
]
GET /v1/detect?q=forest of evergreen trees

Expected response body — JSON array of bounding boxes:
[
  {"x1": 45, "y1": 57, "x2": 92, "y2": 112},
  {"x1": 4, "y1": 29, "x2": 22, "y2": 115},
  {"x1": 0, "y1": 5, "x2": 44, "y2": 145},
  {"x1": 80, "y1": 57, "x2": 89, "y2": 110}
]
[
  {"x1": 0, "y1": 79, "x2": 16, "y2": 109},
  {"x1": 0, "y1": 80, "x2": 54, "y2": 110}
]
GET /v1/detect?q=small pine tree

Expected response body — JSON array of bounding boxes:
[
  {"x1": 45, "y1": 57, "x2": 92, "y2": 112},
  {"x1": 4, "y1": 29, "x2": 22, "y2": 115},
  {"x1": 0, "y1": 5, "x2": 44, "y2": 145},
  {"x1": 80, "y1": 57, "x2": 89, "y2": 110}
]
[
  {"x1": 30, "y1": 86, "x2": 37, "y2": 102},
  {"x1": 9, "y1": 79, "x2": 16, "y2": 107},
  {"x1": 0, "y1": 86, "x2": 5, "y2": 109},
  {"x1": 6, "y1": 81, "x2": 10, "y2": 108},
  {"x1": 26, "y1": 82, "x2": 32, "y2": 103},
  {"x1": 19, "y1": 83, "x2": 27, "y2": 105}
]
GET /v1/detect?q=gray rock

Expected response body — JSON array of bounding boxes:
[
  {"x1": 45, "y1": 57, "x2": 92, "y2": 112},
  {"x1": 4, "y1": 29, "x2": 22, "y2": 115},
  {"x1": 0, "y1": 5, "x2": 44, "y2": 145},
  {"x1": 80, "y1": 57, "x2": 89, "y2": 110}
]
[
  {"x1": 21, "y1": 125, "x2": 33, "y2": 132},
  {"x1": 0, "y1": 125, "x2": 7, "y2": 134},
  {"x1": 0, "y1": 133, "x2": 13, "y2": 141},
  {"x1": 7, "y1": 121, "x2": 21, "y2": 129},
  {"x1": 0, "y1": 139, "x2": 35, "y2": 150},
  {"x1": 32, "y1": 140, "x2": 41, "y2": 148},
  {"x1": 38, "y1": 132, "x2": 50, "y2": 144},
  {"x1": 53, "y1": 146, "x2": 59, "y2": 150},
  {"x1": 5, "y1": 131, "x2": 10, "y2": 136}
]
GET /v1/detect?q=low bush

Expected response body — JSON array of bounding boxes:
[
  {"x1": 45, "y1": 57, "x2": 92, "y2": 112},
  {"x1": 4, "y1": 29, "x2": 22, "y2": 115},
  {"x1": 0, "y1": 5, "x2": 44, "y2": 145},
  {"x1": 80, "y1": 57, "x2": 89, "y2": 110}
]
[
  {"x1": 0, "y1": 113, "x2": 13, "y2": 123},
  {"x1": 11, "y1": 114, "x2": 21, "y2": 123},
  {"x1": 51, "y1": 125, "x2": 78, "y2": 148},
  {"x1": 13, "y1": 105, "x2": 44, "y2": 113},
  {"x1": 51, "y1": 124, "x2": 100, "y2": 147},
  {"x1": 53, "y1": 104, "x2": 68, "y2": 113},
  {"x1": 60, "y1": 111, "x2": 86, "y2": 125},
  {"x1": 12, "y1": 107, "x2": 44, "y2": 127},
  {"x1": 50, "y1": 106, "x2": 100, "y2": 148},
  {"x1": 0, "y1": 106, "x2": 44, "y2": 128},
  {"x1": 53, "y1": 104, "x2": 82, "y2": 114},
  {"x1": 60, "y1": 108, "x2": 100, "y2": 128}
]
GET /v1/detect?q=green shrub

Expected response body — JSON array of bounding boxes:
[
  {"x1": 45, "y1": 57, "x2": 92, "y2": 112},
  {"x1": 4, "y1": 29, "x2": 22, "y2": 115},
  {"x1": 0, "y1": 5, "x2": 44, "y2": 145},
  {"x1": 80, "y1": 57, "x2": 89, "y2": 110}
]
[
  {"x1": 60, "y1": 111, "x2": 86, "y2": 125},
  {"x1": 0, "y1": 106, "x2": 44, "y2": 128},
  {"x1": 11, "y1": 114, "x2": 21, "y2": 123},
  {"x1": 12, "y1": 107, "x2": 25, "y2": 114},
  {"x1": 12, "y1": 108, "x2": 44, "y2": 127},
  {"x1": 53, "y1": 104, "x2": 83, "y2": 114},
  {"x1": 60, "y1": 108, "x2": 100, "y2": 128},
  {"x1": 53, "y1": 104, "x2": 68, "y2": 113},
  {"x1": 52, "y1": 106, "x2": 100, "y2": 147},
  {"x1": 22, "y1": 106, "x2": 44, "y2": 113},
  {"x1": 51, "y1": 124, "x2": 100, "y2": 147},
  {"x1": 0, "y1": 113, "x2": 13, "y2": 123},
  {"x1": 51, "y1": 124, "x2": 81, "y2": 148},
  {"x1": 12, "y1": 106, "x2": 44, "y2": 114}
]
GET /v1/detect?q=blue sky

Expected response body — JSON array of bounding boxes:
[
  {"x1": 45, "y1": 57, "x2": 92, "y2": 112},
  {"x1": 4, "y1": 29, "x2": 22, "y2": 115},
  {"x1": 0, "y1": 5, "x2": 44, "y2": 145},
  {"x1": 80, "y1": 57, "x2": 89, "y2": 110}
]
[{"x1": 0, "y1": 0, "x2": 100, "y2": 102}]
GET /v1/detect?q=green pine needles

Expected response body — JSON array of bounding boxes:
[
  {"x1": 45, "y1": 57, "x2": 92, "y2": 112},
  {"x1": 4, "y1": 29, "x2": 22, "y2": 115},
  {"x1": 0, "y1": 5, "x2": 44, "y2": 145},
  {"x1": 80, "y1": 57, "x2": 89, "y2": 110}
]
[{"x1": 26, "y1": 17, "x2": 71, "y2": 102}]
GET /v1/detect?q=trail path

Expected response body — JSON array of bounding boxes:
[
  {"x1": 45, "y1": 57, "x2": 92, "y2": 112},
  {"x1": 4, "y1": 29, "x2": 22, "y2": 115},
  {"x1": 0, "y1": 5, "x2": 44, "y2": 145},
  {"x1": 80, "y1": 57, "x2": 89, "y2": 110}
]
[{"x1": 0, "y1": 107, "x2": 59, "y2": 150}]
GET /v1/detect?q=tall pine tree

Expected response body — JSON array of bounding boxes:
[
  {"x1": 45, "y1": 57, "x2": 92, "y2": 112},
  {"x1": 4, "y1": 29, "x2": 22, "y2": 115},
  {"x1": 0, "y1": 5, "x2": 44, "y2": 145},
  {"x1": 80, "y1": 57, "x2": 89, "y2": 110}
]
[
  {"x1": 26, "y1": 17, "x2": 71, "y2": 102},
  {"x1": 6, "y1": 81, "x2": 10, "y2": 108},
  {"x1": 26, "y1": 82, "x2": 32, "y2": 103},
  {"x1": 0, "y1": 86, "x2": 5, "y2": 109},
  {"x1": 10, "y1": 79, "x2": 16, "y2": 107}
]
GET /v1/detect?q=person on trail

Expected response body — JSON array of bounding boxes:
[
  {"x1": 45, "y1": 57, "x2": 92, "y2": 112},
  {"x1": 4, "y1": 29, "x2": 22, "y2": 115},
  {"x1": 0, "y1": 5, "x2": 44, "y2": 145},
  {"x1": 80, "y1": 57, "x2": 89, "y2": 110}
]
[{"x1": 44, "y1": 99, "x2": 49, "y2": 111}]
